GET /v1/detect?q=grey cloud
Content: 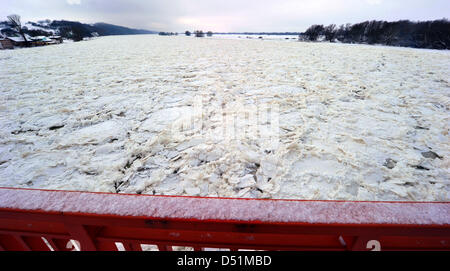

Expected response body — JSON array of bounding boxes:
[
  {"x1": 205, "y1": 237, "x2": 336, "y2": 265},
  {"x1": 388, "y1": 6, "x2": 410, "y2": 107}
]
[{"x1": 1, "y1": 0, "x2": 449, "y2": 32}]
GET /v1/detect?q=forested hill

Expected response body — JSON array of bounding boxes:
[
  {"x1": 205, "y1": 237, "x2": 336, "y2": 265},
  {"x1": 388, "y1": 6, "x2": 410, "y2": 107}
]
[
  {"x1": 49, "y1": 20, "x2": 156, "y2": 38},
  {"x1": 92, "y1": 22, "x2": 156, "y2": 35},
  {"x1": 0, "y1": 19, "x2": 156, "y2": 40}
]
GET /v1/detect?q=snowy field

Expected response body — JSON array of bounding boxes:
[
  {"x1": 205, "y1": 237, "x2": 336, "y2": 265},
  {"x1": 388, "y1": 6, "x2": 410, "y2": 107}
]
[{"x1": 0, "y1": 35, "x2": 449, "y2": 201}]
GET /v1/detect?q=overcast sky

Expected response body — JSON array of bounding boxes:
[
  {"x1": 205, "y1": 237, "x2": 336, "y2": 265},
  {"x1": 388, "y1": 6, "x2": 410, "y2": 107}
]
[{"x1": 1, "y1": 0, "x2": 449, "y2": 32}]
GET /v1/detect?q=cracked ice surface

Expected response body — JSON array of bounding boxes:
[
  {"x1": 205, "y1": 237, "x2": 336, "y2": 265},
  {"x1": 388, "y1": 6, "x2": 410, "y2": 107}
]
[{"x1": 0, "y1": 35, "x2": 449, "y2": 201}]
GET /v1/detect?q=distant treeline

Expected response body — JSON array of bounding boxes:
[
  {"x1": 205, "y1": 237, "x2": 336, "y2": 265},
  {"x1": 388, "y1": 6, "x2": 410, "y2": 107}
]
[
  {"x1": 303, "y1": 19, "x2": 450, "y2": 49},
  {"x1": 159, "y1": 32, "x2": 178, "y2": 36},
  {"x1": 214, "y1": 32, "x2": 302, "y2": 35},
  {"x1": 184, "y1": 30, "x2": 213, "y2": 37}
]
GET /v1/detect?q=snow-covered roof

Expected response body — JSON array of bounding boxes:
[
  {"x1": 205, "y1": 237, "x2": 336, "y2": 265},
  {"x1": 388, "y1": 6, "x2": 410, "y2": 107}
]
[
  {"x1": 6, "y1": 36, "x2": 26, "y2": 42},
  {"x1": 6, "y1": 34, "x2": 33, "y2": 42},
  {"x1": 30, "y1": 36, "x2": 46, "y2": 40}
]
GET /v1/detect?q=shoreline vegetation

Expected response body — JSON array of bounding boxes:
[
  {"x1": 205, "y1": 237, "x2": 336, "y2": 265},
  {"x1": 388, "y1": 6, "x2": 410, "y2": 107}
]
[
  {"x1": 193, "y1": 18, "x2": 450, "y2": 50},
  {"x1": 0, "y1": 14, "x2": 157, "y2": 49},
  {"x1": 1, "y1": 15, "x2": 449, "y2": 50},
  {"x1": 191, "y1": 19, "x2": 450, "y2": 50},
  {"x1": 300, "y1": 19, "x2": 450, "y2": 50}
]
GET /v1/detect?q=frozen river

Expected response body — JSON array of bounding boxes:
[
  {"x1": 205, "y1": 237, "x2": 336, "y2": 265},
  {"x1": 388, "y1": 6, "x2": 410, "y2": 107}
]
[{"x1": 0, "y1": 35, "x2": 449, "y2": 201}]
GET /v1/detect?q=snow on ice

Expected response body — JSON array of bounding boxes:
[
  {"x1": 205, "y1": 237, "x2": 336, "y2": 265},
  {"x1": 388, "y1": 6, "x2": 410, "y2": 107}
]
[{"x1": 0, "y1": 35, "x2": 449, "y2": 201}]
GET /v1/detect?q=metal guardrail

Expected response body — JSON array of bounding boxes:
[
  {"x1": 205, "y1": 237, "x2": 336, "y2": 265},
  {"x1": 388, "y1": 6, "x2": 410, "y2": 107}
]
[{"x1": 0, "y1": 187, "x2": 448, "y2": 251}]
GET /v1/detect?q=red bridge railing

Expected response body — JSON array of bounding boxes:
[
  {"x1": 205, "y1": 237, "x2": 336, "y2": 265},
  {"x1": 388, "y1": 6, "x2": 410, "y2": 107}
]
[{"x1": 0, "y1": 187, "x2": 448, "y2": 251}]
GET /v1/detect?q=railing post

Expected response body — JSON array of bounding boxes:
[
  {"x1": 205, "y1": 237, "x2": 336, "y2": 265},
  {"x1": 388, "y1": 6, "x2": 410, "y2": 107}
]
[
  {"x1": 351, "y1": 236, "x2": 381, "y2": 251},
  {"x1": 64, "y1": 224, "x2": 97, "y2": 251}
]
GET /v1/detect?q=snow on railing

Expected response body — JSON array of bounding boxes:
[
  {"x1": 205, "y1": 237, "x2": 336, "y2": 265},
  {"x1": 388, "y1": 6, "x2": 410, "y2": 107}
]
[{"x1": 0, "y1": 187, "x2": 449, "y2": 251}]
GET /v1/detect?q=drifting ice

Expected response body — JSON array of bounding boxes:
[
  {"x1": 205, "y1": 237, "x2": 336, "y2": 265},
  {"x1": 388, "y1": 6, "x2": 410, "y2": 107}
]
[{"x1": 0, "y1": 35, "x2": 448, "y2": 201}]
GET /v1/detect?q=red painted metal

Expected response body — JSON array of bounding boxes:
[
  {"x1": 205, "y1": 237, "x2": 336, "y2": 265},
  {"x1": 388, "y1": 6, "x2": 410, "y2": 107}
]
[{"x1": 0, "y1": 187, "x2": 448, "y2": 251}]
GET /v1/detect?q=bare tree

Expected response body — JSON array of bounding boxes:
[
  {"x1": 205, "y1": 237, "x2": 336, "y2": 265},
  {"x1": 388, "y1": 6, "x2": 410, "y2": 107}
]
[
  {"x1": 305, "y1": 19, "x2": 449, "y2": 49},
  {"x1": 323, "y1": 24, "x2": 337, "y2": 42},
  {"x1": 304, "y1": 24, "x2": 324, "y2": 41},
  {"x1": 7, "y1": 14, "x2": 29, "y2": 47},
  {"x1": 194, "y1": 30, "x2": 205, "y2": 37},
  {"x1": 381, "y1": 24, "x2": 398, "y2": 46}
]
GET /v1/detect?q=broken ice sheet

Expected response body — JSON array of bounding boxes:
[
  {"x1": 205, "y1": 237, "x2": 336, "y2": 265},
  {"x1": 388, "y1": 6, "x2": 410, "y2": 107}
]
[{"x1": 0, "y1": 35, "x2": 449, "y2": 201}]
